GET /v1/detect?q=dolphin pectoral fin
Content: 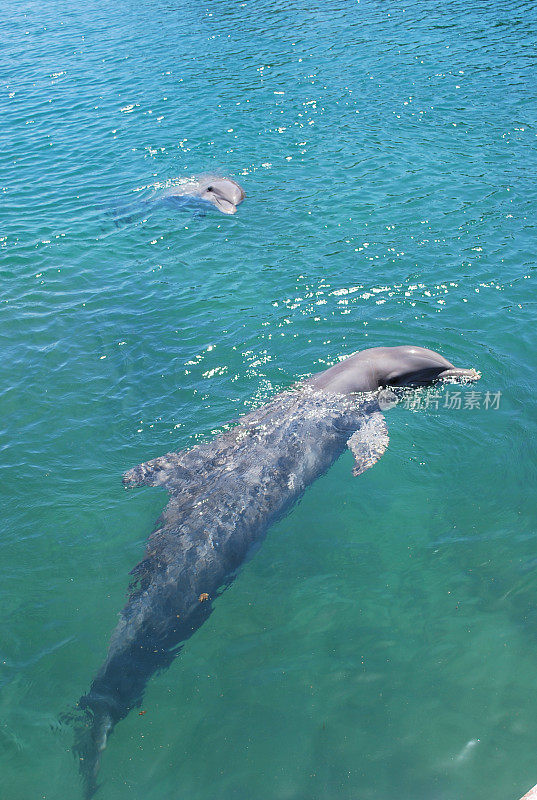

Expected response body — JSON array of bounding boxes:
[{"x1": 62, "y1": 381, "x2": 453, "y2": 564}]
[
  {"x1": 123, "y1": 453, "x2": 190, "y2": 489},
  {"x1": 347, "y1": 412, "x2": 389, "y2": 477}
]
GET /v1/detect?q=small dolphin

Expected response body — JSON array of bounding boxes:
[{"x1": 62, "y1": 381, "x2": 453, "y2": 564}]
[
  {"x1": 452, "y1": 738, "x2": 480, "y2": 764},
  {"x1": 75, "y1": 345, "x2": 479, "y2": 796},
  {"x1": 160, "y1": 176, "x2": 245, "y2": 215}
]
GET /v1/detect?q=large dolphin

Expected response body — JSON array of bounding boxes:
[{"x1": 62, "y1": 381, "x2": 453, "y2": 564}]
[
  {"x1": 75, "y1": 345, "x2": 479, "y2": 796},
  {"x1": 159, "y1": 176, "x2": 245, "y2": 215}
]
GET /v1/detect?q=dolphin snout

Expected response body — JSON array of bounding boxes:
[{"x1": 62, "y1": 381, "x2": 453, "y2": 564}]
[
  {"x1": 225, "y1": 185, "x2": 244, "y2": 206},
  {"x1": 217, "y1": 200, "x2": 238, "y2": 215},
  {"x1": 436, "y1": 367, "x2": 481, "y2": 382}
]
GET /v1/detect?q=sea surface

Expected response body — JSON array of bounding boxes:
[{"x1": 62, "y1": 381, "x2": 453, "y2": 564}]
[{"x1": 2, "y1": 1, "x2": 537, "y2": 798}]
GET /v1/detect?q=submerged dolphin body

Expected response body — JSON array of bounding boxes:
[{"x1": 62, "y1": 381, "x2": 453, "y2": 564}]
[
  {"x1": 159, "y1": 176, "x2": 245, "y2": 215},
  {"x1": 75, "y1": 345, "x2": 479, "y2": 796}
]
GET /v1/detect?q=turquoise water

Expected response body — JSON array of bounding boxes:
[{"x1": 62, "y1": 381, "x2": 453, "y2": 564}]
[{"x1": 2, "y1": 0, "x2": 537, "y2": 797}]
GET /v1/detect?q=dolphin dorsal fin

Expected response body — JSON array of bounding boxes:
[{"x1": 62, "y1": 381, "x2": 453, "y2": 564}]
[{"x1": 347, "y1": 412, "x2": 389, "y2": 476}]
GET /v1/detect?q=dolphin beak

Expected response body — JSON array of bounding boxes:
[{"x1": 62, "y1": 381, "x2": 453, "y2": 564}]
[
  {"x1": 212, "y1": 196, "x2": 237, "y2": 215},
  {"x1": 436, "y1": 367, "x2": 481, "y2": 383}
]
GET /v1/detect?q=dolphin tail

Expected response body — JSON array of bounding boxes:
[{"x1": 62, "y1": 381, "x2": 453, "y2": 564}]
[{"x1": 73, "y1": 704, "x2": 114, "y2": 799}]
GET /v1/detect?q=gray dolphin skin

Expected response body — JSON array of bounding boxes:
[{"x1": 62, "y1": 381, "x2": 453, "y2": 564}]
[
  {"x1": 160, "y1": 176, "x2": 245, "y2": 215},
  {"x1": 75, "y1": 345, "x2": 479, "y2": 797}
]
